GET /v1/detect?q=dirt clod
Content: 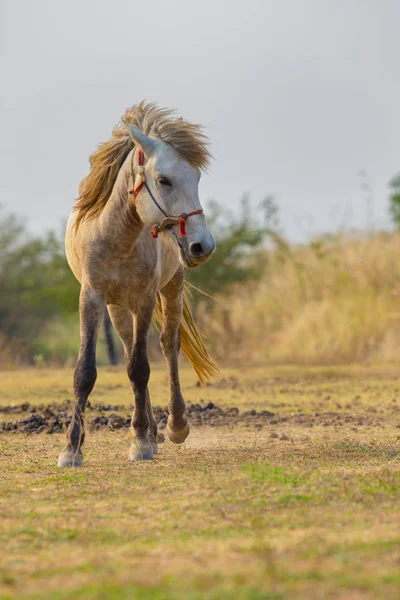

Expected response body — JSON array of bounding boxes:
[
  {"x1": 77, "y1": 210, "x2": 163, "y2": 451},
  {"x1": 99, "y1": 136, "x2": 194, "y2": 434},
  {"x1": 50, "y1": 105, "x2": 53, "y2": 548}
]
[
  {"x1": 0, "y1": 401, "x2": 277, "y2": 435},
  {"x1": 0, "y1": 394, "x2": 388, "y2": 435}
]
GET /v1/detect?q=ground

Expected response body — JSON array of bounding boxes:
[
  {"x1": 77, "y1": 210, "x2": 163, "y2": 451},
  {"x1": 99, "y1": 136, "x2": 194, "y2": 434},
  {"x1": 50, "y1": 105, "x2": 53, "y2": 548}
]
[{"x1": 0, "y1": 364, "x2": 399, "y2": 600}]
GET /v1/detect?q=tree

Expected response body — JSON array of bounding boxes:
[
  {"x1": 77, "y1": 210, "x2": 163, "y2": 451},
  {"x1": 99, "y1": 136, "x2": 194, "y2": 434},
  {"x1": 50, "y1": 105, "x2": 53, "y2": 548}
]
[
  {"x1": 0, "y1": 209, "x2": 80, "y2": 361},
  {"x1": 389, "y1": 172, "x2": 400, "y2": 226}
]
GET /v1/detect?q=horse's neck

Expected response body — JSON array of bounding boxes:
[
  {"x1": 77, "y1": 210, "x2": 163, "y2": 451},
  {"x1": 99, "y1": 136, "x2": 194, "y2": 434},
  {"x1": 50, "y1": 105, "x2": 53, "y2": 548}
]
[{"x1": 99, "y1": 154, "x2": 144, "y2": 251}]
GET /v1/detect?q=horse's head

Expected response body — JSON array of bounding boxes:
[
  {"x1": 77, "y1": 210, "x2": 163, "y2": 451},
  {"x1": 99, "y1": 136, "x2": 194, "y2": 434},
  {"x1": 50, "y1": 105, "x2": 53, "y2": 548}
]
[{"x1": 124, "y1": 124, "x2": 216, "y2": 268}]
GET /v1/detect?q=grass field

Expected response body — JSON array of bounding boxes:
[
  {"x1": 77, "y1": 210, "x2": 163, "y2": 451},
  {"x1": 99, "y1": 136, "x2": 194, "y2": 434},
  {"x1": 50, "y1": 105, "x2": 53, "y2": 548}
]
[{"x1": 0, "y1": 364, "x2": 399, "y2": 599}]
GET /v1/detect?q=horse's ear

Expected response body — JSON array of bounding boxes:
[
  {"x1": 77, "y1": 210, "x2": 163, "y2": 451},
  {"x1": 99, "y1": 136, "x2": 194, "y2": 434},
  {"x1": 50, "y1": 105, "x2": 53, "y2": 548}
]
[{"x1": 122, "y1": 120, "x2": 159, "y2": 156}]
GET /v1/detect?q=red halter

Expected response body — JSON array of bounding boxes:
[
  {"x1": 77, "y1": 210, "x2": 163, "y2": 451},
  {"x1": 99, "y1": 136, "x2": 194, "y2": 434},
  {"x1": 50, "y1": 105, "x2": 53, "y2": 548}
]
[
  {"x1": 150, "y1": 209, "x2": 204, "y2": 239},
  {"x1": 131, "y1": 150, "x2": 203, "y2": 239},
  {"x1": 132, "y1": 151, "x2": 145, "y2": 198}
]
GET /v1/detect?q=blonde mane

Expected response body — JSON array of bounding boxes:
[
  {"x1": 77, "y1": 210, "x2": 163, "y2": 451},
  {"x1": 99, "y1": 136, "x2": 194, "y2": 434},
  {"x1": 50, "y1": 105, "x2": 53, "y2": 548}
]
[{"x1": 74, "y1": 101, "x2": 211, "y2": 228}]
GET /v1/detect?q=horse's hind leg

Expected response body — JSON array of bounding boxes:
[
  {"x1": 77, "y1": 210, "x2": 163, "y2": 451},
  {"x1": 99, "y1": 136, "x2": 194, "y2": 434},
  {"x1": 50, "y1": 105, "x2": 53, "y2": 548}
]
[
  {"x1": 125, "y1": 298, "x2": 157, "y2": 460},
  {"x1": 159, "y1": 270, "x2": 190, "y2": 444},
  {"x1": 58, "y1": 287, "x2": 104, "y2": 467},
  {"x1": 108, "y1": 305, "x2": 158, "y2": 450}
]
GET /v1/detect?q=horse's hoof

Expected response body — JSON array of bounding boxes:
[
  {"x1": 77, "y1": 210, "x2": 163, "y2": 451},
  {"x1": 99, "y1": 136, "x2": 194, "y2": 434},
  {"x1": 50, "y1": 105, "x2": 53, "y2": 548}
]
[
  {"x1": 57, "y1": 448, "x2": 83, "y2": 468},
  {"x1": 166, "y1": 418, "x2": 190, "y2": 444},
  {"x1": 149, "y1": 433, "x2": 159, "y2": 455},
  {"x1": 129, "y1": 442, "x2": 154, "y2": 461}
]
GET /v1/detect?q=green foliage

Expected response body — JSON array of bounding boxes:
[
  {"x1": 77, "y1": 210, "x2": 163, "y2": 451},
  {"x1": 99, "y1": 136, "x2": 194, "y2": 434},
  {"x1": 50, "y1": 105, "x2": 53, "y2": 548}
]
[
  {"x1": 187, "y1": 195, "x2": 281, "y2": 295},
  {"x1": 389, "y1": 172, "x2": 400, "y2": 226},
  {"x1": 0, "y1": 208, "x2": 79, "y2": 362}
]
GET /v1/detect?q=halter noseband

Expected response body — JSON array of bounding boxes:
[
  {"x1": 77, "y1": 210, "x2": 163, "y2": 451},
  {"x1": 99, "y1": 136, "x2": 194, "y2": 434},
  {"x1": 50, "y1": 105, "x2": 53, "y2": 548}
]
[{"x1": 129, "y1": 150, "x2": 203, "y2": 239}]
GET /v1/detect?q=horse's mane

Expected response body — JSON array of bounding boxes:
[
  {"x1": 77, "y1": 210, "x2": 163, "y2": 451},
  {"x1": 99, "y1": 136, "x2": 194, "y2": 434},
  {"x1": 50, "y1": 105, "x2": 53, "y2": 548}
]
[{"x1": 74, "y1": 101, "x2": 211, "y2": 228}]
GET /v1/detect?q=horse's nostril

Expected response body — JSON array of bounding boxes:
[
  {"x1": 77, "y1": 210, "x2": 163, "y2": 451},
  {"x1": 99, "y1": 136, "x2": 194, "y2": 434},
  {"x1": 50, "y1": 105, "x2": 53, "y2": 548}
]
[{"x1": 189, "y1": 242, "x2": 205, "y2": 258}]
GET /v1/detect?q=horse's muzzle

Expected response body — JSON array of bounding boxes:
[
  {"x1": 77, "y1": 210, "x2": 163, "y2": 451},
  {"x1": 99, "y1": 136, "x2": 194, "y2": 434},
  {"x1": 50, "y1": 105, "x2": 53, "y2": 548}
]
[
  {"x1": 181, "y1": 238, "x2": 215, "y2": 267},
  {"x1": 175, "y1": 230, "x2": 216, "y2": 268},
  {"x1": 188, "y1": 241, "x2": 215, "y2": 263}
]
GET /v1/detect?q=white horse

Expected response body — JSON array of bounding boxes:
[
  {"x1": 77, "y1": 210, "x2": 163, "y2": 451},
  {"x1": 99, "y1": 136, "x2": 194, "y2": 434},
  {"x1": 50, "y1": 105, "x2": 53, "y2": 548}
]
[{"x1": 58, "y1": 102, "x2": 217, "y2": 467}]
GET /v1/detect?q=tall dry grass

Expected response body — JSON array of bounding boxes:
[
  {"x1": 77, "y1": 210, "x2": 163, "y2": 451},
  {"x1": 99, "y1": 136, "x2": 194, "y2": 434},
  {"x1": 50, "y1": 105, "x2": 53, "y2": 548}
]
[{"x1": 198, "y1": 232, "x2": 400, "y2": 365}]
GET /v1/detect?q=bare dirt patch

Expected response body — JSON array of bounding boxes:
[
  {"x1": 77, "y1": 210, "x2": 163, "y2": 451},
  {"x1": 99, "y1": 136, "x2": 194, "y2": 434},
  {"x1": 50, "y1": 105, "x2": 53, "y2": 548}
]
[
  {"x1": 0, "y1": 396, "x2": 390, "y2": 435},
  {"x1": 0, "y1": 401, "x2": 276, "y2": 435}
]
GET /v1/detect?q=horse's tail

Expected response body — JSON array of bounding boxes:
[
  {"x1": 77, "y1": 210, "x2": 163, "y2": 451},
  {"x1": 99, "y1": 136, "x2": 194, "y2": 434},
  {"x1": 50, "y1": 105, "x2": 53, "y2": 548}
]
[{"x1": 153, "y1": 282, "x2": 219, "y2": 385}]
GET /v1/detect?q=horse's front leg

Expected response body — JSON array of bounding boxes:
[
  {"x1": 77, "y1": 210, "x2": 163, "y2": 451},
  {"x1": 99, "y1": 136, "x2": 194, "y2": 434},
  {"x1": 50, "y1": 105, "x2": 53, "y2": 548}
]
[
  {"x1": 128, "y1": 300, "x2": 156, "y2": 460},
  {"x1": 58, "y1": 287, "x2": 105, "y2": 467},
  {"x1": 159, "y1": 271, "x2": 190, "y2": 444}
]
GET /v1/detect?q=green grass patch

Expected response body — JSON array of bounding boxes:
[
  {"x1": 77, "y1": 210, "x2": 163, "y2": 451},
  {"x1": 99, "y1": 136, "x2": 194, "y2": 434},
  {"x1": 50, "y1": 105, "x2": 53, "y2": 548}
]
[{"x1": 241, "y1": 463, "x2": 302, "y2": 488}]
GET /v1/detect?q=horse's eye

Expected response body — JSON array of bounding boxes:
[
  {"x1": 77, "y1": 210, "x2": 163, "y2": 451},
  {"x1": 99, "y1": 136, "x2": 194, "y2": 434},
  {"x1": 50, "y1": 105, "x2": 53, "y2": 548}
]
[{"x1": 158, "y1": 177, "x2": 172, "y2": 187}]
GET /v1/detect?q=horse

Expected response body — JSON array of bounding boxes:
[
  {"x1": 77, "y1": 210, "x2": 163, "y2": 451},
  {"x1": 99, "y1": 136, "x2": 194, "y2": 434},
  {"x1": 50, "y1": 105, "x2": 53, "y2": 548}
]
[{"x1": 58, "y1": 102, "x2": 218, "y2": 467}]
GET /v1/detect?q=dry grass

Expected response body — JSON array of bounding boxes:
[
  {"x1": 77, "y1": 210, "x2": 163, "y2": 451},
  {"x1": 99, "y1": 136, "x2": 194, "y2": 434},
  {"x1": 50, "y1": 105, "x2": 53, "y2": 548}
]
[
  {"x1": 199, "y1": 232, "x2": 400, "y2": 365},
  {"x1": 0, "y1": 364, "x2": 399, "y2": 599}
]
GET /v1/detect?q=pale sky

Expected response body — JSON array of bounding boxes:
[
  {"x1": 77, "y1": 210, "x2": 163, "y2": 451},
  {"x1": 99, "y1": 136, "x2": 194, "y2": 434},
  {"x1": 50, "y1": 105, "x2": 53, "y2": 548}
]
[{"x1": 1, "y1": 0, "x2": 399, "y2": 241}]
